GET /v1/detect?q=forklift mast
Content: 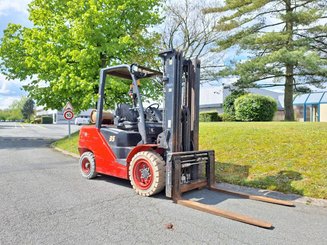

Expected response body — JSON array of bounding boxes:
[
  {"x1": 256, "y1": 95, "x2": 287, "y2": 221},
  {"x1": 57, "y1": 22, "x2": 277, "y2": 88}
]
[
  {"x1": 159, "y1": 50, "x2": 200, "y2": 152},
  {"x1": 158, "y1": 50, "x2": 215, "y2": 198}
]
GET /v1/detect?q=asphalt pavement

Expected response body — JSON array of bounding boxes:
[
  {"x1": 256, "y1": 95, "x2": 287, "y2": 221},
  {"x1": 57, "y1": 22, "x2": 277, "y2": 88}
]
[{"x1": 0, "y1": 122, "x2": 326, "y2": 244}]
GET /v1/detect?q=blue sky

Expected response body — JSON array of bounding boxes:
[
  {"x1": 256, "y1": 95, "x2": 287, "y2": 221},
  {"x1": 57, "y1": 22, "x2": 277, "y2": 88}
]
[{"x1": 0, "y1": 0, "x2": 31, "y2": 109}]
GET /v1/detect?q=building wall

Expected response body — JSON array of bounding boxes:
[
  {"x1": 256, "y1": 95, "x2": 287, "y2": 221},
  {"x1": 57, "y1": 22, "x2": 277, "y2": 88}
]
[
  {"x1": 294, "y1": 105, "x2": 304, "y2": 121},
  {"x1": 273, "y1": 110, "x2": 285, "y2": 121},
  {"x1": 320, "y1": 104, "x2": 327, "y2": 122}
]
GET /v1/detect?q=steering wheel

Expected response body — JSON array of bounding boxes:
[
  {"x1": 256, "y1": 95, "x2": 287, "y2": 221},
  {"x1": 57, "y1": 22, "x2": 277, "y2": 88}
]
[
  {"x1": 145, "y1": 103, "x2": 161, "y2": 122},
  {"x1": 145, "y1": 103, "x2": 160, "y2": 111}
]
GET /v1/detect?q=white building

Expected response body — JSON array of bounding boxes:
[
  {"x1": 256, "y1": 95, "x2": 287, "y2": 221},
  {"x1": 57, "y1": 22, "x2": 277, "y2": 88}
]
[
  {"x1": 36, "y1": 108, "x2": 94, "y2": 124},
  {"x1": 36, "y1": 108, "x2": 71, "y2": 124},
  {"x1": 199, "y1": 85, "x2": 285, "y2": 120}
]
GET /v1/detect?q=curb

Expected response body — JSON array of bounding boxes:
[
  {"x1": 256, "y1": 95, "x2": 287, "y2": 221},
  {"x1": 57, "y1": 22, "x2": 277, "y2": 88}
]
[
  {"x1": 52, "y1": 147, "x2": 327, "y2": 208},
  {"x1": 51, "y1": 145, "x2": 79, "y2": 159},
  {"x1": 217, "y1": 183, "x2": 327, "y2": 208}
]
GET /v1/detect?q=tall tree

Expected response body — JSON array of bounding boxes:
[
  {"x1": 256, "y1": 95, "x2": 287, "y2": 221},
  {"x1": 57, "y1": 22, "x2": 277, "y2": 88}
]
[
  {"x1": 204, "y1": 0, "x2": 327, "y2": 120},
  {"x1": 0, "y1": 0, "x2": 161, "y2": 112},
  {"x1": 21, "y1": 98, "x2": 35, "y2": 121},
  {"x1": 1, "y1": 97, "x2": 27, "y2": 120},
  {"x1": 161, "y1": 0, "x2": 224, "y2": 82}
]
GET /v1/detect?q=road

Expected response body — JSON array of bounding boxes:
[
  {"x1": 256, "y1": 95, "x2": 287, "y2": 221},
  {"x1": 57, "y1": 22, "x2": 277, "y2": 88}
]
[{"x1": 0, "y1": 122, "x2": 327, "y2": 244}]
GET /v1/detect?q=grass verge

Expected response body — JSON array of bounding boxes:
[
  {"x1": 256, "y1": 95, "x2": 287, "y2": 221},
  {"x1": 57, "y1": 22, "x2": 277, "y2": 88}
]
[
  {"x1": 52, "y1": 131, "x2": 80, "y2": 155},
  {"x1": 53, "y1": 122, "x2": 327, "y2": 199},
  {"x1": 200, "y1": 122, "x2": 327, "y2": 199}
]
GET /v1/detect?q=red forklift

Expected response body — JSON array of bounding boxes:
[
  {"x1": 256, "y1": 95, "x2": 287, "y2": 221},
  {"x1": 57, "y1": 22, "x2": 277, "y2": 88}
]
[{"x1": 78, "y1": 50, "x2": 293, "y2": 228}]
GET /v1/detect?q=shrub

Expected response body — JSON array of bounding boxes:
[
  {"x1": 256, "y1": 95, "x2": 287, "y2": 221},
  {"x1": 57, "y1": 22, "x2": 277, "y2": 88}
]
[
  {"x1": 234, "y1": 94, "x2": 277, "y2": 121},
  {"x1": 221, "y1": 113, "x2": 236, "y2": 122},
  {"x1": 223, "y1": 90, "x2": 247, "y2": 118},
  {"x1": 33, "y1": 117, "x2": 42, "y2": 124},
  {"x1": 199, "y1": 112, "x2": 221, "y2": 122}
]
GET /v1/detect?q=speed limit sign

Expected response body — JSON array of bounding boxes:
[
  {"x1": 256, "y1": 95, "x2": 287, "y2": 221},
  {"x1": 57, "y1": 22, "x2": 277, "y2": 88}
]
[{"x1": 63, "y1": 110, "x2": 74, "y2": 120}]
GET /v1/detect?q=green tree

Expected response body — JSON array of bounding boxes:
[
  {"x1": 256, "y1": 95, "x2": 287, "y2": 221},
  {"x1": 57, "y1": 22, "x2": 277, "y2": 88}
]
[
  {"x1": 0, "y1": 0, "x2": 161, "y2": 112},
  {"x1": 0, "y1": 97, "x2": 27, "y2": 121},
  {"x1": 223, "y1": 89, "x2": 247, "y2": 119},
  {"x1": 204, "y1": 0, "x2": 327, "y2": 121},
  {"x1": 22, "y1": 98, "x2": 35, "y2": 121}
]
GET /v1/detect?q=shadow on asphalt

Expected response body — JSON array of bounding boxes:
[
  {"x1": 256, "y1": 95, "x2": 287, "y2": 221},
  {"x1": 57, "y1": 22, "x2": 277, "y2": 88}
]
[
  {"x1": 89, "y1": 170, "x2": 301, "y2": 205},
  {"x1": 0, "y1": 137, "x2": 53, "y2": 149},
  {"x1": 92, "y1": 173, "x2": 249, "y2": 204},
  {"x1": 94, "y1": 174, "x2": 132, "y2": 188},
  {"x1": 92, "y1": 174, "x2": 169, "y2": 200}
]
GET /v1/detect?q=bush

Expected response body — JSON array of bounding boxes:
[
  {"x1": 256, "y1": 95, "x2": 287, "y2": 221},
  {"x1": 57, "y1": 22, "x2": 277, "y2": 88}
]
[
  {"x1": 221, "y1": 113, "x2": 236, "y2": 122},
  {"x1": 199, "y1": 112, "x2": 221, "y2": 122},
  {"x1": 234, "y1": 94, "x2": 277, "y2": 121},
  {"x1": 223, "y1": 90, "x2": 247, "y2": 117},
  {"x1": 33, "y1": 117, "x2": 42, "y2": 124},
  {"x1": 41, "y1": 116, "x2": 53, "y2": 124}
]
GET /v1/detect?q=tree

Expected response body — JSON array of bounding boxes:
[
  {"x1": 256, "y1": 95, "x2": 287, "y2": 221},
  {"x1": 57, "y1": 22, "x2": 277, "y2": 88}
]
[
  {"x1": 0, "y1": 0, "x2": 162, "y2": 112},
  {"x1": 161, "y1": 0, "x2": 224, "y2": 82},
  {"x1": 22, "y1": 98, "x2": 35, "y2": 121},
  {"x1": 223, "y1": 89, "x2": 247, "y2": 119},
  {"x1": 204, "y1": 0, "x2": 327, "y2": 120},
  {"x1": 0, "y1": 97, "x2": 26, "y2": 121}
]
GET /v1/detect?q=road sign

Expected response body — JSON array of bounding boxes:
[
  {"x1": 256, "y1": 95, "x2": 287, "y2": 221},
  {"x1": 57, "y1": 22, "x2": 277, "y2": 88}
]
[
  {"x1": 63, "y1": 110, "x2": 74, "y2": 120},
  {"x1": 63, "y1": 102, "x2": 74, "y2": 138},
  {"x1": 64, "y1": 102, "x2": 74, "y2": 111}
]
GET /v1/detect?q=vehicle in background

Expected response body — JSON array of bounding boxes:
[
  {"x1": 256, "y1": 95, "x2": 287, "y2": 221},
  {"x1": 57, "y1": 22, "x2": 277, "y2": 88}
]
[{"x1": 74, "y1": 116, "x2": 90, "y2": 125}]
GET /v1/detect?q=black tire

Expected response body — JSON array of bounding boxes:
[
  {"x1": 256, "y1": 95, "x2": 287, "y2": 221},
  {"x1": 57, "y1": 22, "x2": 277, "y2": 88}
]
[
  {"x1": 129, "y1": 151, "x2": 165, "y2": 197},
  {"x1": 79, "y1": 151, "x2": 97, "y2": 179}
]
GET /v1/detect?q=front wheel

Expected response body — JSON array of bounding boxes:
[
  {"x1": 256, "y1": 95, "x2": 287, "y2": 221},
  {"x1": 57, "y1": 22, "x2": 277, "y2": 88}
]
[
  {"x1": 129, "y1": 151, "x2": 165, "y2": 196},
  {"x1": 79, "y1": 151, "x2": 97, "y2": 179}
]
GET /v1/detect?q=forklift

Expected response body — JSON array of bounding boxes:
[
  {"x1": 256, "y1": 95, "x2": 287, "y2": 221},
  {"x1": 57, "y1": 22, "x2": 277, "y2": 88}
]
[{"x1": 78, "y1": 50, "x2": 294, "y2": 228}]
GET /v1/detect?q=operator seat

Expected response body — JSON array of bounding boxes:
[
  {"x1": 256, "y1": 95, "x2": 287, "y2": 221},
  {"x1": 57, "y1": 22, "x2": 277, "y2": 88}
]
[{"x1": 115, "y1": 103, "x2": 139, "y2": 130}]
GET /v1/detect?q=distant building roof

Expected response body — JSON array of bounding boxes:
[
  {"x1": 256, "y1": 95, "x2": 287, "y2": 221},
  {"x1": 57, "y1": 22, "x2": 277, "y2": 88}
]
[
  {"x1": 200, "y1": 85, "x2": 284, "y2": 110},
  {"x1": 293, "y1": 92, "x2": 327, "y2": 105},
  {"x1": 247, "y1": 88, "x2": 284, "y2": 110}
]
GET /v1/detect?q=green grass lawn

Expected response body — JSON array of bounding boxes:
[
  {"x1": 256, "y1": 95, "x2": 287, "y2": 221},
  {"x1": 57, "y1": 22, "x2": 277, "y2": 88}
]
[
  {"x1": 52, "y1": 131, "x2": 80, "y2": 155},
  {"x1": 53, "y1": 122, "x2": 327, "y2": 199},
  {"x1": 200, "y1": 122, "x2": 327, "y2": 199}
]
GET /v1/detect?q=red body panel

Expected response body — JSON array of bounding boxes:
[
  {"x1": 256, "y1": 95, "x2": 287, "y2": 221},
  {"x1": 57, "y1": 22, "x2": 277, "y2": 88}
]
[
  {"x1": 126, "y1": 144, "x2": 158, "y2": 164},
  {"x1": 78, "y1": 125, "x2": 158, "y2": 180}
]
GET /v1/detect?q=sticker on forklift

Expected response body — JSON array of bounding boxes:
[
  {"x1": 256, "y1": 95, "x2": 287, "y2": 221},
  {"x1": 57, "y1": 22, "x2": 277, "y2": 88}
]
[
  {"x1": 168, "y1": 120, "x2": 171, "y2": 128},
  {"x1": 109, "y1": 136, "x2": 116, "y2": 142}
]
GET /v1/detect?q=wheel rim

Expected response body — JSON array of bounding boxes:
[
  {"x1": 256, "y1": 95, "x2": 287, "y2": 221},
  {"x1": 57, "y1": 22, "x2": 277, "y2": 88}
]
[
  {"x1": 81, "y1": 157, "x2": 91, "y2": 174},
  {"x1": 133, "y1": 159, "x2": 153, "y2": 190}
]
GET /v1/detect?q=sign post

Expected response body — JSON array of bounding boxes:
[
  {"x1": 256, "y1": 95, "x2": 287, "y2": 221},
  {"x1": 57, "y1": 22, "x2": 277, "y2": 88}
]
[{"x1": 63, "y1": 102, "x2": 74, "y2": 138}]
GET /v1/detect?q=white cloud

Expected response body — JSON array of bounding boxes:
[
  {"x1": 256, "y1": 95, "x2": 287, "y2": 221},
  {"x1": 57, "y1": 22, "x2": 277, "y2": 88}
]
[
  {"x1": 0, "y1": 0, "x2": 31, "y2": 16},
  {"x1": 0, "y1": 79, "x2": 9, "y2": 94},
  {"x1": 0, "y1": 74, "x2": 29, "y2": 109},
  {"x1": 0, "y1": 96, "x2": 20, "y2": 109}
]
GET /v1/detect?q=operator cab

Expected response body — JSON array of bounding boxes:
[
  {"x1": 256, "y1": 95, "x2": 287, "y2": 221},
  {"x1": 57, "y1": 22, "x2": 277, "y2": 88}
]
[{"x1": 96, "y1": 65, "x2": 163, "y2": 161}]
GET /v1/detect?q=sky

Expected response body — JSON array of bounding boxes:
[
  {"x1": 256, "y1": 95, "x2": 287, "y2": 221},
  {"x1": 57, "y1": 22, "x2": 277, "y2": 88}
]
[
  {"x1": 0, "y1": 0, "x2": 31, "y2": 109},
  {"x1": 2, "y1": 0, "x2": 323, "y2": 109}
]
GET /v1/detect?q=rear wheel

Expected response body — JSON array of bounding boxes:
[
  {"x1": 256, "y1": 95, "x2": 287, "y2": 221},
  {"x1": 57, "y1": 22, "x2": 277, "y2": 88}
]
[
  {"x1": 79, "y1": 151, "x2": 97, "y2": 179},
  {"x1": 129, "y1": 151, "x2": 165, "y2": 196}
]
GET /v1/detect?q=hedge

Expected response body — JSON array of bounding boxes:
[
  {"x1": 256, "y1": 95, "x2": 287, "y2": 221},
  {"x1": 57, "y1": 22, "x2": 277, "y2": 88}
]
[
  {"x1": 223, "y1": 90, "x2": 247, "y2": 117},
  {"x1": 199, "y1": 112, "x2": 221, "y2": 122},
  {"x1": 234, "y1": 94, "x2": 277, "y2": 121}
]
